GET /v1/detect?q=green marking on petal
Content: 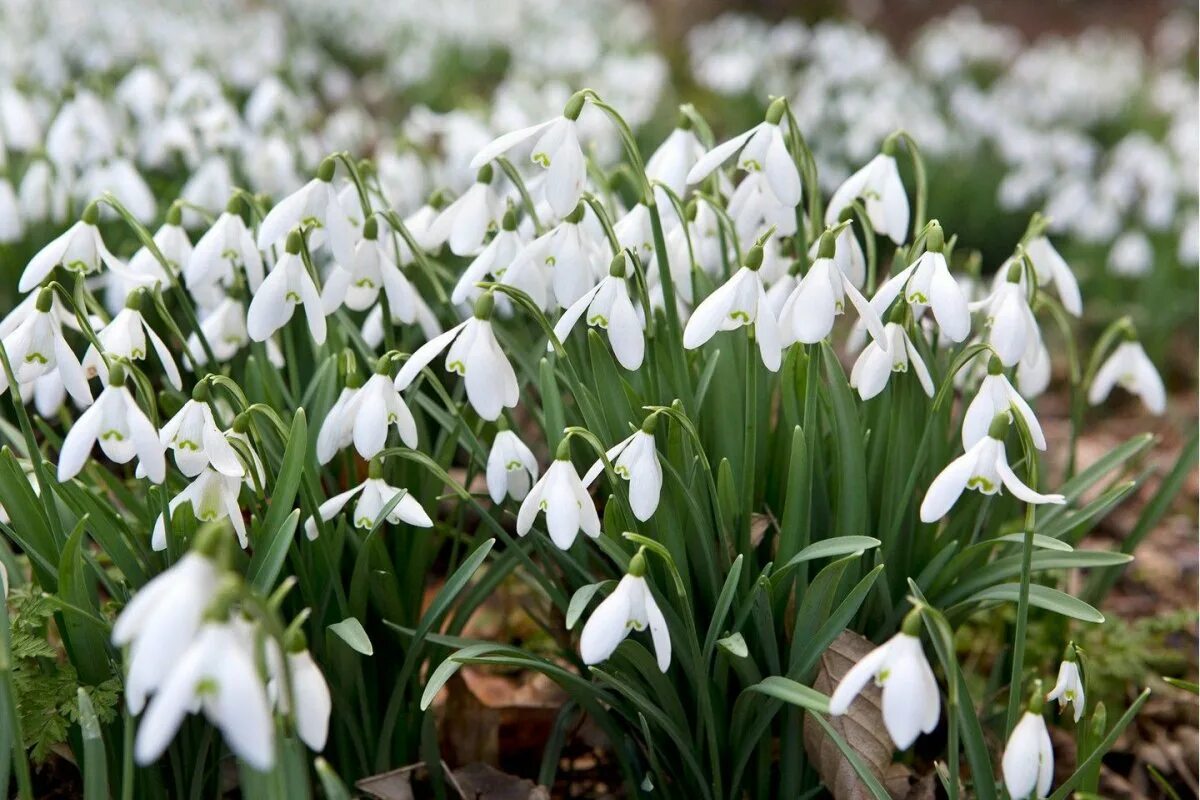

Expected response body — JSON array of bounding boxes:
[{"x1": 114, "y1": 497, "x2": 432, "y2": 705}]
[
  {"x1": 532, "y1": 152, "x2": 550, "y2": 168},
  {"x1": 447, "y1": 360, "x2": 466, "y2": 375},
  {"x1": 587, "y1": 314, "x2": 609, "y2": 328},
  {"x1": 967, "y1": 476, "x2": 996, "y2": 492}
]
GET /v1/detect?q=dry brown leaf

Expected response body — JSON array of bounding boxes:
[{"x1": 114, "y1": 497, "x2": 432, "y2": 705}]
[
  {"x1": 452, "y1": 762, "x2": 549, "y2": 799},
  {"x1": 803, "y1": 629, "x2": 928, "y2": 800}
]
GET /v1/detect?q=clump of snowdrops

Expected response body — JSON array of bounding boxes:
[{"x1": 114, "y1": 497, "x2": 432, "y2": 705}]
[{"x1": 0, "y1": 88, "x2": 1192, "y2": 800}]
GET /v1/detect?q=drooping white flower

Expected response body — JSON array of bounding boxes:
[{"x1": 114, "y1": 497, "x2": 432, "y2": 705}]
[
  {"x1": 581, "y1": 422, "x2": 661, "y2": 522},
  {"x1": 828, "y1": 614, "x2": 939, "y2": 750},
  {"x1": 0, "y1": 288, "x2": 92, "y2": 408},
  {"x1": 1002, "y1": 700, "x2": 1054, "y2": 799},
  {"x1": 975, "y1": 267, "x2": 1041, "y2": 368},
  {"x1": 86, "y1": 158, "x2": 156, "y2": 222},
  {"x1": 962, "y1": 357, "x2": 1046, "y2": 451},
  {"x1": 18, "y1": 159, "x2": 69, "y2": 226},
  {"x1": 134, "y1": 620, "x2": 275, "y2": 771},
  {"x1": 107, "y1": 208, "x2": 190, "y2": 312},
  {"x1": 486, "y1": 426, "x2": 539, "y2": 504},
  {"x1": 470, "y1": 96, "x2": 588, "y2": 219},
  {"x1": 246, "y1": 230, "x2": 327, "y2": 345},
  {"x1": 686, "y1": 101, "x2": 801, "y2": 208},
  {"x1": 1046, "y1": 652, "x2": 1085, "y2": 723},
  {"x1": 849, "y1": 321, "x2": 934, "y2": 401},
  {"x1": 58, "y1": 364, "x2": 166, "y2": 483},
  {"x1": 514, "y1": 204, "x2": 605, "y2": 309},
  {"x1": 394, "y1": 294, "x2": 518, "y2": 422},
  {"x1": 451, "y1": 211, "x2": 528, "y2": 308},
  {"x1": 1088, "y1": 338, "x2": 1165, "y2": 415},
  {"x1": 825, "y1": 146, "x2": 910, "y2": 244},
  {"x1": 152, "y1": 467, "x2": 246, "y2": 551},
  {"x1": 186, "y1": 199, "x2": 265, "y2": 305},
  {"x1": 184, "y1": 297, "x2": 276, "y2": 369},
  {"x1": 1024, "y1": 236, "x2": 1082, "y2": 317},
  {"x1": 726, "y1": 172, "x2": 797, "y2": 242},
  {"x1": 0, "y1": 176, "x2": 23, "y2": 243},
  {"x1": 779, "y1": 230, "x2": 886, "y2": 347},
  {"x1": 303, "y1": 463, "x2": 433, "y2": 539},
  {"x1": 551, "y1": 253, "x2": 644, "y2": 370},
  {"x1": 579, "y1": 551, "x2": 670, "y2": 671},
  {"x1": 646, "y1": 122, "x2": 706, "y2": 196},
  {"x1": 682, "y1": 243, "x2": 783, "y2": 372},
  {"x1": 320, "y1": 216, "x2": 415, "y2": 314},
  {"x1": 179, "y1": 156, "x2": 234, "y2": 224},
  {"x1": 269, "y1": 641, "x2": 332, "y2": 752},
  {"x1": 112, "y1": 538, "x2": 221, "y2": 714},
  {"x1": 1017, "y1": 338, "x2": 1052, "y2": 399},
  {"x1": 159, "y1": 394, "x2": 244, "y2": 478},
  {"x1": 426, "y1": 166, "x2": 504, "y2": 256},
  {"x1": 82, "y1": 293, "x2": 183, "y2": 391},
  {"x1": 347, "y1": 368, "x2": 419, "y2": 460},
  {"x1": 809, "y1": 219, "x2": 866, "y2": 290},
  {"x1": 920, "y1": 414, "x2": 1066, "y2": 522},
  {"x1": 257, "y1": 158, "x2": 355, "y2": 269},
  {"x1": 868, "y1": 223, "x2": 970, "y2": 342},
  {"x1": 20, "y1": 203, "x2": 126, "y2": 292},
  {"x1": 516, "y1": 444, "x2": 600, "y2": 550}
]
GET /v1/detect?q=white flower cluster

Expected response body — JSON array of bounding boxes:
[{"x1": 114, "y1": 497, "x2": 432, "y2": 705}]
[{"x1": 687, "y1": 8, "x2": 1199, "y2": 274}]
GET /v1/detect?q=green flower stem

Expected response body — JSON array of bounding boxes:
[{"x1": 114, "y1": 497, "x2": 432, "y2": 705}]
[
  {"x1": 495, "y1": 156, "x2": 544, "y2": 234},
  {"x1": 0, "y1": 590, "x2": 34, "y2": 800},
  {"x1": 1005, "y1": 416, "x2": 1042, "y2": 736}
]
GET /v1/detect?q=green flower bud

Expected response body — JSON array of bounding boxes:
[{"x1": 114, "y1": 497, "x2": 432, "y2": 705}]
[
  {"x1": 926, "y1": 221, "x2": 944, "y2": 253},
  {"x1": 35, "y1": 288, "x2": 53, "y2": 313},
  {"x1": 473, "y1": 291, "x2": 495, "y2": 320},
  {"x1": 565, "y1": 202, "x2": 586, "y2": 225},
  {"x1": 765, "y1": 97, "x2": 787, "y2": 125},
  {"x1": 627, "y1": 547, "x2": 648, "y2": 577},
  {"x1": 81, "y1": 201, "x2": 100, "y2": 226},
  {"x1": 363, "y1": 216, "x2": 379, "y2": 241},
  {"x1": 563, "y1": 91, "x2": 587, "y2": 121},
  {"x1": 166, "y1": 202, "x2": 183, "y2": 226},
  {"x1": 609, "y1": 252, "x2": 627, "y2": 278},
  {"x1": 317, "y1": 156, "x2": 337, "y2": 183},
  {"x1": 285, "y1": 230, "x2": 304, "y2": 255}
]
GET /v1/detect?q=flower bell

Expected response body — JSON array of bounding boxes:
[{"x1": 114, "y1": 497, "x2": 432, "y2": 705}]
[
  {"x1": 513, "y1": 202, "x2": 605, "y2": 309},
  {"x1": 109, "y1": 203, "x2": 189, "y2": 312},
  {"x1": 321, "y1": 216, "x2": 412, "y2": 314},
  {"x1": 849, "y1": 319, "x2": 934, "y2": 401},
  {"x1": 963, "y1": 356, "x2": 1046, "y2": 451},
  {"x1": 58, "y1": 362, "x2": 166, "y2": 483},
  {"x1": 0, "y1": 288, "x2": 92, "y2": 408},
  {"x1": 452, "y1": 208, "x2": 527, "y2": 307},
  {"x1": 645, "y1": 112, "x2": 705, "y2": 196},
  {"x1": 268, "y1": 630, "x2": 332, "y2": 752},
  {"x1": 393, "y1": 293, "x2": 519, "y2": 422},
  {"x1": 186, "y1": 195, "x2": 264, "y2": 305},
  {"x1": 247, "y1": 229, "x2": 327, "y2": 345},
  {"x1": 825, "y1": 136, "x2": 909, "y2": 244},
  {"x1": 151, "y1": 467, "x2": 247, "y2": 551},
  {"x1": 1046, "y1": 644, "x2": 1085, "y2": 723},
  {"x1": 686, "y1": 98, "x2": 801, "y2": 208},
  {"x1": 581, "y1": 415, "x2": 662, "y2": 521},
  {"x1": 920, "y1": 413, "x2": 1065, "y2": 522},
  {"x1": 470, "y1": 92, "x2": 588, "y2": 219},
  {"x1": 869, "y1": 221, "x2": 970, "y2": 342},
  {"x1": 683, "y1": 236, "x2": 783, "y2": 371},
  {"x1": 304, "y1": 458, "x2": 433, "y2": 539},
  {"x1": 257, "y1": 156, "x2": 355, "y2": 269},
  {"x1": 551, "y1": 251, "x2": 645, "y2": 370},
  {"x1": 159, "y1": 384, "x2": 244, "y2": 477},
  {"x1": 316, "y1": 361, "x2": 362, "y2": 465},
  {"x1": 780, "y1": 228, "x2": 886, "y2": 347},
  {"x1": 1002, "y1": 682, "x2": 1055, "y2": 799},
  {"x1": 1088, "y1": 333, "x2": 1166, "y2": 415},
  {"x1": 828, "y1": 608, "x2": 940, "y2": 750},
  {"x1": 83, "y1": 289, "x2": 183, "y2": 390},
  {"x1": 1024, "y1": 236, "x2": 1082, "y2": 317},
  {"x1": 348, "y1": 356, "x2": 419, "y2": 460},
  {"x1": 427, "y1": 164, "x2": 504, "y2": 256},
  {"x1": 516, "y1": 438, "x2": 600, "y2": 550},
  {"x1": 976, "y1": 260, "x2": 1041, "y2": 368},
  {"x1": 486, "y1": 420, "x2": 539, "y2": 504},
  {"x1": 579, "y1": 548, "x2": 671, "y2": 671},
  {"x1": 20, "y1": 201, "x2": 126, "y2": 291}
]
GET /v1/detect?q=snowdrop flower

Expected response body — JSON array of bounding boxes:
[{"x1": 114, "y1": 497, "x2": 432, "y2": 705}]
[
  {"x1": 1107, "y1": 230, "x2": 1153, "y2": 277},
  {"x1": 976, "y1": 264, "x2": 1041, "y2": 368},
  {"x1": 152, "y1": 467, "x2": 246, "y2": 551},
  {"x1": 258, "y1": 157, "x2": 355, "y2": 269},
  {"x1": 826, "y1": 140, "x2": 910, "y2": 244},
  {"x1": 683, "y1": 240, "x2": 783, "y2": 371},
  {"x1": 0, "y1": 288, "x2": 91, "y2": 407},
  {"x1": 1088, "y1": 336, "x2": 1166, "y2": 415},
  {"x1": 470, "y1": 93, "x2": 588, "y2": 218},
  {"x1": 516, "y1": 203, "x2": 605, "y2": 309},
  {"x1": 88, "y1": 159, "x2": 156, "y2": 222},
  {"x1": 348, "y1": 362, "x2": 419, "y2": 460},
  {"x1": 426, "y1": 165, "x2": 504, "y2": 256},
  {"x1": 1024, "y1": 236, "x2": 1082, "y2": 316},
  {"x1": 780, "y1": 229, "x2": 885, "y2": 347},
  {"x1": 159, "y1": 388, "x2": 244, "y2": 478},
  {"x1": 828, "y1": 610, "x2": 939, "y2": 750},
  {"x1": 135, "y1": 619, "x2": 275, "y2": 771},
  {"x1": 1002, "y1": 685, "x2": 1054, "y2": 800},
  {"x1": 247, "y1": 230, "x2": 327, "y2": 345},
  {"x1": 486, "y1": 422, "x2": 539, "y2": 504},
  {"x1": 686, "y1": 98, "x2": 801, "y2": 208},
  {"x1": 20, "y1": 202, "x2": 126, "y2": 292},
  {"x1": 269, "y1": 633, "x2": 332, "y2": 752},
  {"x1": 580, "y1": 549, "x2": 670, "y2": 671},
  {"x1": 920, "y1": 413, "x2": 1065, "y2": 522},
  {"x1": 646, "y1": 118, "x2": 706, "y2": 196},
  {"x1": 58, "y1": 363, "x2": 166, "y2": 483},
  {"x1": 303, "y1": 459, "x2": 433, "y2": 539},
  {"x1": 184, "y1": 297, "x2": 267, "y2": 369},
  {"x1": 112, "y1": 528, "x2": 223, "y2": 714},
  {"x1": 849, "y1": 321, "x2": 934, "y2": 401},
  {"x1": 316, "y1": 370, "x2": 362, "y2": 465},
  {"x1": 963, "y1": 356, "x2": 1046, "y2": 451},
  {"x1": 18, "y1": 159, "x2": 69, "y2": 226},
  {"x1": 451, "y1": 209, "x2": 527, "y2": 307},
  {"x1": 186, "y1": 197, "x2": 265, "y2": 304},
  {"x1": 551, "y1": 252, "x2": 644, "y2": 370},
  {"x1": 581, "y1": 417, "x2": 661, "y2": 521},
  {"x1": 810, "y1": 213, "x2": 867, "y2": 289},
  {"x1": 320, "y1": 216, "x2": 414, "y2": 314},
  {"x1": 1046, "y1": 646, "x2": 1085, "y2": 723},
  {"x1": 516, "y1": 439, "x2": 600, "y2": 550},
  {"x1": 869, "y1": 222, "x2": 970, "y2": 342},
  {"x1": 394, "y1": 293, "x2": 518, "y2": 422},
  {"x1": 108, "y1": 205, "x2": 190, "y2": 312},
  {"x1": 1017, "y1": 339, "x2": 1053, "y2": 399},
  {"x1": 179, "y1": 156, "x2": 234, "y2": 224},
  {"x1": 82, "y1": 291, "x2": 183, "y2": 391},
  {"x1": 0, "y1": 176, "x2": 22, "y2": 243}
]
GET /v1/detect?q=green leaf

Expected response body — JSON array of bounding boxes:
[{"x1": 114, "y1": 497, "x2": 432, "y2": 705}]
[
  {"x1": 247, "y1": 509, "x2": 300, "y2": 593},
  {"x1": 1037, "y1": 433, "x2": 1153, "y2": 528},
  {"x1": 57, "y1": 519, "x2": 109, "y2": 685},
  {"x1": 746, "y1": 676, "x2": 829, "y2": 713},
  {"x1": 703, "y1": 554, "x2": 743, "y2": 661},
  {"x1": 772, "y1": 536, "x2": 881, "y2": 585},
  {"x1": 820, "y1": 342, "x2": 868, "y2": 539},
  {"x1": 77, "y1": 688, "x2": 108, "y2": 800},
  {"x1": 566, "y1": 581, "x2": 615, "y2": 630},
  {"x1": 717, "y1": 632, "x2": 748, "y2": 659},
  {"x1": 328, "y1": 618, "x2": 373, "y2": 656},
  {"x1": 959, "y1": 584, "x2": 1105, "y2": 623},
  {"x1": 989, "y1": 533, "x2": 1073, "y2": 551},
  {"x1": 257, "y1": 408, "x2": 307, "y2": 562}
]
